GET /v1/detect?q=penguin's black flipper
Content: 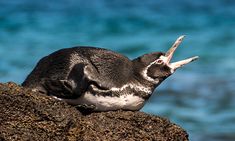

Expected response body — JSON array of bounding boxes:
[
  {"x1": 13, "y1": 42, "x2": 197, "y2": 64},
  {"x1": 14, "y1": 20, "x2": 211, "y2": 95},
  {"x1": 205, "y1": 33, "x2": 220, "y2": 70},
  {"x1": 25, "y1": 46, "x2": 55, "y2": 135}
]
[
  {"x1": 42, "y1": 79, "x2": 76, "y2": 98},
  {"x1": 42, "y1": 63, "x2": 90, "y2": 99},
  {"x1": 42, "y1": 62, "x2": 111, "y2": 99}
]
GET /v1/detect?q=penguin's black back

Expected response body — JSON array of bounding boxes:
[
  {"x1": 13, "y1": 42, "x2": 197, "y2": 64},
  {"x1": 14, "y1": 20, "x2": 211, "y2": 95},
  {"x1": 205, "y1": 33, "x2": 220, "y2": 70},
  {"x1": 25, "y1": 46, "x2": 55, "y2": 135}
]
[{"x1": 22, "y1": 46, "x2": 133, "y2": 89}]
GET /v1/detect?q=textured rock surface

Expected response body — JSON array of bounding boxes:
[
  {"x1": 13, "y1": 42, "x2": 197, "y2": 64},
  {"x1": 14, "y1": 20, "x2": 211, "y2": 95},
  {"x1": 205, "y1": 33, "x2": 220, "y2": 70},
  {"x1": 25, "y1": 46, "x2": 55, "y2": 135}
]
[{"x1": 0, "y1": 82, "x2": 189, "y2": 141}]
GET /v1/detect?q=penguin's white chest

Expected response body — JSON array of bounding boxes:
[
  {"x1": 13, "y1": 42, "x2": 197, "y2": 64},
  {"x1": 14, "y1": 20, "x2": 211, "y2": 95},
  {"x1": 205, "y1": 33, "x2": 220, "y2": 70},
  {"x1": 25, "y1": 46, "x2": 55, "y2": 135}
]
[{"x1": 62, "y1": 92, "x2": 146, "y2": 111}]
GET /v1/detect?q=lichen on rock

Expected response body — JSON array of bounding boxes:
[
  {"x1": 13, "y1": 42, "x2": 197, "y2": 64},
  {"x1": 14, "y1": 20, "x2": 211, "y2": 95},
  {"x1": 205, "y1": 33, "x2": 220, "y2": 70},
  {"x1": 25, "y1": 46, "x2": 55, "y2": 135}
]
[{"x1": 0, "y1": 82, "x2": 189, "y2": 141}]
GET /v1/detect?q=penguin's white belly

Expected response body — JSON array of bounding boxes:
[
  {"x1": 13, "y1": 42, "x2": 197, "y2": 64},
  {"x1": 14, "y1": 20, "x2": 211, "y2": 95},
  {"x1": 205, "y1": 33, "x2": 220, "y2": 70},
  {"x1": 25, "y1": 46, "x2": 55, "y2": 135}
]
[{"x1": 61, "y1": 92, "x2": 145, "y2": 111}]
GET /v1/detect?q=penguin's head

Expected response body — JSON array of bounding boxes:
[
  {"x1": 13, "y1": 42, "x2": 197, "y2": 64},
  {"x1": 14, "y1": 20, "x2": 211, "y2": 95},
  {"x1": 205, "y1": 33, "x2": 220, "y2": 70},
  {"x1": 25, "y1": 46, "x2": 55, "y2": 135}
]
[{"x1": 133, "y1": 35, "x2": 199, "y2": 84}]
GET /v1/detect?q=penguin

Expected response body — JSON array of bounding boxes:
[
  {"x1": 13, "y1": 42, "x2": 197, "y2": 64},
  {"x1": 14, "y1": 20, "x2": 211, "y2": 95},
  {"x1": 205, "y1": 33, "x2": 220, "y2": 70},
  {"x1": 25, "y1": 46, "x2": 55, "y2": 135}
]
[{"x1": 22, "y1": 35, "x2": 198, "y2": 112}]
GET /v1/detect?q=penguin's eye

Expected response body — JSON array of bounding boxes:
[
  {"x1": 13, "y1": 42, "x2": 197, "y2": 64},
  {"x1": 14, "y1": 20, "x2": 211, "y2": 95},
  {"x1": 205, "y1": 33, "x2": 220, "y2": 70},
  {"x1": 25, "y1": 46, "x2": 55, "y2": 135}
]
[{"x1": 156, "y1": 59, "x2": 163, "y2": 64}]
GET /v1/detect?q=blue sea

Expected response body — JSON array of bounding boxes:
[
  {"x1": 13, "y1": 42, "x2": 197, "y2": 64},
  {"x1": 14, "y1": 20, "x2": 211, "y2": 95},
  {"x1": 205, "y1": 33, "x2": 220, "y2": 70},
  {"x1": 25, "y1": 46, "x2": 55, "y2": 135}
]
[{"x1": 0, "y1": 0, "x2": 235, "y2": 140}]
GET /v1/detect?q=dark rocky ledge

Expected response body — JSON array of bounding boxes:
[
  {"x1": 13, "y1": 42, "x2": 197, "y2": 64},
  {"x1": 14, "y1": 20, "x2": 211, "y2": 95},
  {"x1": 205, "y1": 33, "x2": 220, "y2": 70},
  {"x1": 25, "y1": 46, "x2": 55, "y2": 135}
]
[{"x1": 0, "y1": 82, "x2": 189, "y2": 141}]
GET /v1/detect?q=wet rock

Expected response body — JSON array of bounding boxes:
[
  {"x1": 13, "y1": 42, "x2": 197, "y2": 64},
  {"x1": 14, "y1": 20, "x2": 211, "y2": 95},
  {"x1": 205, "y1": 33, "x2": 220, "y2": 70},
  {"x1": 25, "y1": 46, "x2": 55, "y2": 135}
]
[{"x1": 0, "y1": 82, "x2": 189, "y2": 141}]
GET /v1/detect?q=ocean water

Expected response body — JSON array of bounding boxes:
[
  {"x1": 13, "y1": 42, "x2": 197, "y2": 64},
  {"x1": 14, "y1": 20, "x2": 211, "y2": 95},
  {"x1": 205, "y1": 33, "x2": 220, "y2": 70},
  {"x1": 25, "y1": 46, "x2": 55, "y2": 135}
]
[{"x1": 0, "y1": 0, "x2": 235, "y2": 140}]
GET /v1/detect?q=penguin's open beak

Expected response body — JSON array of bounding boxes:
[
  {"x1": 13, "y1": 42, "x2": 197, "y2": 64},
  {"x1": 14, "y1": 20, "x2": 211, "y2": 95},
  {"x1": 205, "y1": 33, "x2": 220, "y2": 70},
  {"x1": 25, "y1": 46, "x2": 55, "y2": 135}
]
[{"x1": 161, "y1": 35, "x2": 199, "y2": 72}]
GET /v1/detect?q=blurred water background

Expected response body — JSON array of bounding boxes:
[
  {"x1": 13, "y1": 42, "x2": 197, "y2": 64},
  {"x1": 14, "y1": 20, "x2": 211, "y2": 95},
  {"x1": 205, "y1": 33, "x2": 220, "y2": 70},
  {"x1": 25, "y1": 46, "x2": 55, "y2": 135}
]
[{"x1": 0, "y1": 0, "x2": 235, "y2": 140}]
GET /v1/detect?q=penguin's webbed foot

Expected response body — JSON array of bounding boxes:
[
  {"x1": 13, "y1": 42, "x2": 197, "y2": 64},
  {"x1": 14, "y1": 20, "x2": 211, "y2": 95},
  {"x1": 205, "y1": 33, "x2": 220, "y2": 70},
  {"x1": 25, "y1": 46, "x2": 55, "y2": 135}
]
[{"x1": 75, "y1": 104, "x2": 96, "y2": 115}]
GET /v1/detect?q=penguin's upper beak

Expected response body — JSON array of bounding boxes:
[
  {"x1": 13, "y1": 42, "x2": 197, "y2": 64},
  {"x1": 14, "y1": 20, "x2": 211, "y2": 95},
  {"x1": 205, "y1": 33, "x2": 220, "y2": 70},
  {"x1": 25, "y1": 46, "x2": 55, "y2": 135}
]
[{"x1": 160, "y1": 35, "x2": 199, "y2": 72}]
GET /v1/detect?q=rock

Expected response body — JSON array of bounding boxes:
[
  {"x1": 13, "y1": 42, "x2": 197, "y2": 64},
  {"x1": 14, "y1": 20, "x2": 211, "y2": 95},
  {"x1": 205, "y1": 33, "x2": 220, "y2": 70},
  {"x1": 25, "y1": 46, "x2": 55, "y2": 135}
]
[{"x1": 0, "y1": 82, "x2": 189, "y2": 141}]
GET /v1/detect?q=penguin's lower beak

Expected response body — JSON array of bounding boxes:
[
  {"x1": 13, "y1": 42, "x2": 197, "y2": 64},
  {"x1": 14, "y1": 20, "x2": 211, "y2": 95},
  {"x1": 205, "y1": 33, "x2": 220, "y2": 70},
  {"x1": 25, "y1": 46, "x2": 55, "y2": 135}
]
[{"x1": 162, "y1": 35, "x2": 199, "y2": 72}]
